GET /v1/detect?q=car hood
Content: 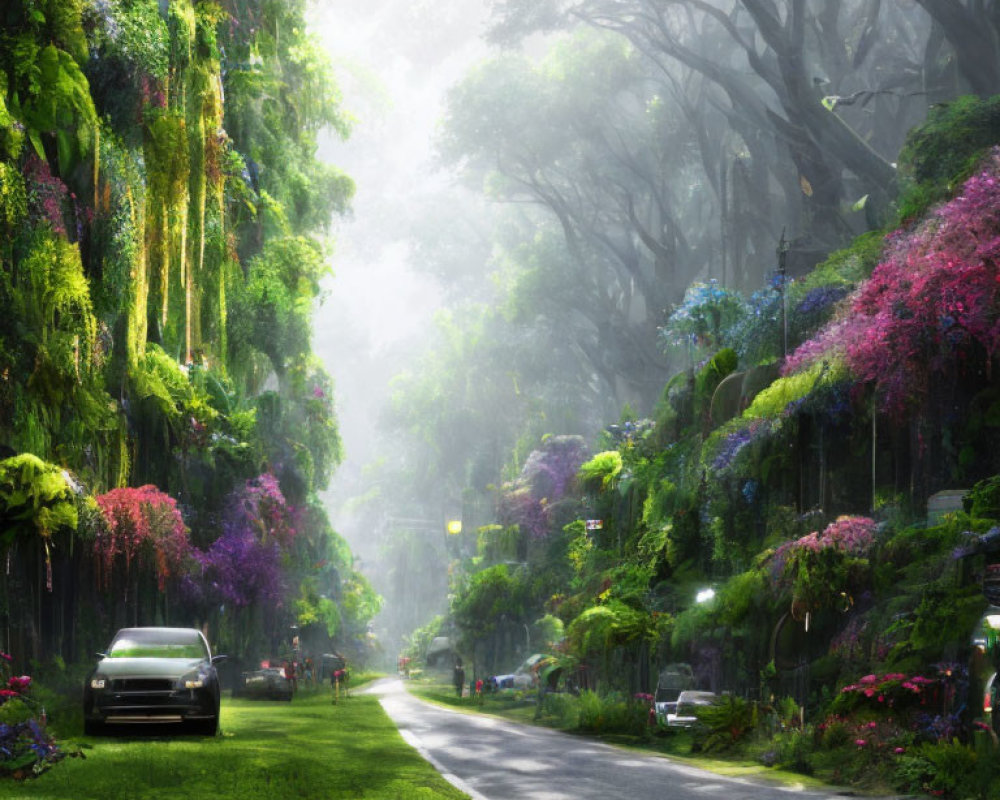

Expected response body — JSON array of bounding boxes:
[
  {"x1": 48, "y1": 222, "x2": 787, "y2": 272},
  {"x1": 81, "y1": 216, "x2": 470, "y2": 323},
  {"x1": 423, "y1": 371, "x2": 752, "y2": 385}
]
[{"x1": 94, "y1": 658, "x2": 207, "y2": 678}]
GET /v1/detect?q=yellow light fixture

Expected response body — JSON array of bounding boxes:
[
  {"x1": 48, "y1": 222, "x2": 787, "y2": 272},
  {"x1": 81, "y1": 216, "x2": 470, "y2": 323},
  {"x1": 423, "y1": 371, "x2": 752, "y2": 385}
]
[{"x1": 446, "y1": 520, "x2": 463, "y2": 535}]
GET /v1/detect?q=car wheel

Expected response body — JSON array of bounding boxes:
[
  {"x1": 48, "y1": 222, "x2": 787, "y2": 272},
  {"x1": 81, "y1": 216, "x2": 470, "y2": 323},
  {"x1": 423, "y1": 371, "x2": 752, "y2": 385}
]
[{"x1": 190, "y1": 715, "x2": 219, "y2": 736}]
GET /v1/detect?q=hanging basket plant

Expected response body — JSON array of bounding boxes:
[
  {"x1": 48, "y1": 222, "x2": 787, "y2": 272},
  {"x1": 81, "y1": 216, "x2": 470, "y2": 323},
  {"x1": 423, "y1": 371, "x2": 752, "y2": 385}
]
[{"x1": 770, "y1": 516, "x2": 878, "y2": 618}]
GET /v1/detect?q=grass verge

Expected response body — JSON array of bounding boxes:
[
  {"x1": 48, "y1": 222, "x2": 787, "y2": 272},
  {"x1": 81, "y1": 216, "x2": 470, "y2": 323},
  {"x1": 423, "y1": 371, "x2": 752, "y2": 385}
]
[{"x1": 4, "y1": 687, "x2": 467, "y2": 800}]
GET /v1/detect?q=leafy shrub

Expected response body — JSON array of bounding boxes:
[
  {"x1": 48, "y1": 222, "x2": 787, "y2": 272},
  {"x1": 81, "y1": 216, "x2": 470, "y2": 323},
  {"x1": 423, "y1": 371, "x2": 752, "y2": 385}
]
[
  {"x1": 541, "y1": 691, "x2": 579, "y2": 728},
  {"x1": 819, "y1": 716, "x2": 853, "y2": 749},
  {"x1": 575, "y1": 690, "x2": 648, "y2": 736},
  {"x1": 692, "y1": 695, "x2": 758, "y2": 752},
  {"x1": 578, "y1": 451, "x2": 623, "y2": 493},
  {"x1": 28, "y1": 658, "x2": 90, "y2": 736},
  {"x1": 964, "y1": 475, "x2": 1000, "y2": 520},
  {"x1": 757, "y1": 727, "x2": 814, "y2": 774},
  {"x1": 0, "y1": 697, "x2": 34, "y2": 726},
  {"x1": 894, "y1": 740, "x2": 983, "y2": 798}
]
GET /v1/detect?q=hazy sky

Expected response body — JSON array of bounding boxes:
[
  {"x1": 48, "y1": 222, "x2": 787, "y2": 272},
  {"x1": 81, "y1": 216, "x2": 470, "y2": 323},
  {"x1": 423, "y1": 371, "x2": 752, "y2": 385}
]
[{"x1": 306, "y1": 1, "x2": 492, "y2": 549}]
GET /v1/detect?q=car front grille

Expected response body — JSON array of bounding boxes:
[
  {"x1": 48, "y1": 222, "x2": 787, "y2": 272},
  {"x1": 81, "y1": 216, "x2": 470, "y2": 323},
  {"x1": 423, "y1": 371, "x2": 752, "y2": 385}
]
[{"x1": 112, "y1": 678, "x2": 174, "y2": 692}]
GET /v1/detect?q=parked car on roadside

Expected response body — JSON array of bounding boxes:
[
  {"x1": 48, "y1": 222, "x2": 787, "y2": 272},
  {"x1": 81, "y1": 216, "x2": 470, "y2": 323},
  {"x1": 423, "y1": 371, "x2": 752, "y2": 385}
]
[
  {"x1": 666, "y1": 690, "x2": 718, "y2": 727},
  {"x1": 654, "y1": 686, "x2": 682, "y2": 724},
  {"x1": 490, "y1": 671, "x2": 534, "y2": 690},
  {"x1": 84, "y1": 627, "x2": 225, "y2": 735},
  {"x1": 653, "y1": 663, "x2": 695, "y2": 724},
  {"x1": 233, "y1": 666, "x2": 293, "y2": 701}
]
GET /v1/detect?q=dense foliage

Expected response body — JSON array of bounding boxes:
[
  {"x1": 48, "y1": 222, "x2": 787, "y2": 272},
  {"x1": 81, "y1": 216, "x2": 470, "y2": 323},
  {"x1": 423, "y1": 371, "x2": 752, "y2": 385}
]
[
  {"x1": 392, "y1": 22, "x2": 1000, "y2": 790},
  {"x1": 0, "y1": 0, "x2": 378, "y2": 730}
]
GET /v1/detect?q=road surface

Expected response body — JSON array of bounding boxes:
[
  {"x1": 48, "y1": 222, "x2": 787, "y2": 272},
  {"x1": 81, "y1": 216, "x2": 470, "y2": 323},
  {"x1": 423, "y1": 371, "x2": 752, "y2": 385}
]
[{"x1": 367, "y1": 679, "x2": 857, "y2": 800}]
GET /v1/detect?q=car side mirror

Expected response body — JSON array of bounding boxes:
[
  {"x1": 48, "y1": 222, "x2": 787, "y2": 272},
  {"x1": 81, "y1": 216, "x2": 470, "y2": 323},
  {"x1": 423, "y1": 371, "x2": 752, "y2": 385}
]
[{"x1": 211, "y1": 655, "x2": 228, "y2": 665}]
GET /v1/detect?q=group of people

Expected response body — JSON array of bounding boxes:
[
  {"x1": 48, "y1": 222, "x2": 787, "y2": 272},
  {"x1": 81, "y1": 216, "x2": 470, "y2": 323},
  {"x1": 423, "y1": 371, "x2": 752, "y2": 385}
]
[
  {"x1": 280, "y1": 657, "x2": 314, "y2": 691},
  {"x1": 278, "y1": 655, "x2": 349, "y2": 695},
  {"x1": 450, "y1": 660, "x2": 492, "y2": 700}
]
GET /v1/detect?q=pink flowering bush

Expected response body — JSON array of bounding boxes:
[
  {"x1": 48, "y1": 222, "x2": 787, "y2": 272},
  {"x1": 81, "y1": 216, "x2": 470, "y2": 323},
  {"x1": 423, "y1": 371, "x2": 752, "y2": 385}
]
[
  {"x1": 784, "y1": 148, "x2": 1000, "y2": 414},
  {"x1": 837, "y1": 672, "x2": 937, "y2": 711},
  {"x1": 769, "y1": 516, "x2": 878, "y2": 614},
  {"x1": 816, "y1": 713, "x2": 914, "y2": 781},
  {"x1": 94, "y1": 485, "x2": 191, "y2": 590}
]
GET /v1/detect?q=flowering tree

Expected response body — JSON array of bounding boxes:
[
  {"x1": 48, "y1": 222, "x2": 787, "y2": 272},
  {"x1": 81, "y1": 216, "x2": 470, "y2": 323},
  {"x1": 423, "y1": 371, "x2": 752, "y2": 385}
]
[
  {"x1": 186, "y1": 473, "x2": 296, "y2": 609},
  {"x1": 181, "y1": 473, "x2": 298, "y2": 655},
  {"x1": 224, "y1": 472, "x2": 297, "y2": 549},
  {"x1": 498, "y1": 436, "x2": 588, "y2": 539},
  {"x1": 190, "y1": 529, "x2": 284, "y2": 609},
  {"x1": 94, "y1": 485, "x2": 190, "y2": 590}
]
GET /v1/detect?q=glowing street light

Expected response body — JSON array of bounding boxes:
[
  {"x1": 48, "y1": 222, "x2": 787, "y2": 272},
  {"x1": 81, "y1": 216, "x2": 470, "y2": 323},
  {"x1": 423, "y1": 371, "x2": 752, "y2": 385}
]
[{"x1": 446, "y1": 520, "x2": 463, "y2": 535}]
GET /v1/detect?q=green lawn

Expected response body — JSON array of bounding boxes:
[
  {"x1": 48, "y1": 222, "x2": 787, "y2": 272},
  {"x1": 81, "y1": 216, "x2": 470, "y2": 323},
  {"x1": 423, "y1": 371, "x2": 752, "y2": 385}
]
[{"x1": 3, "y1": 688, "x2": 468, "y2": 800}]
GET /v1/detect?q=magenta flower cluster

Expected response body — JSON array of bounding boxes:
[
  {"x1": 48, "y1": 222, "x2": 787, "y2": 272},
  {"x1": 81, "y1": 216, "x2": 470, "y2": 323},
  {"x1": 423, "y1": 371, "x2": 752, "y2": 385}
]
[
  {"x1": 24, "y1": 155, "x2": 71, "y2": 236},
  {"x1": 771, "y1": 515, "x2": 877, "y2": 577},
  {"x1": 784, "y1": 148, "x2": 1000, "y2": 413},
  {"x1": 840, "y1": 672, "x2": 935, "y2": 706}
]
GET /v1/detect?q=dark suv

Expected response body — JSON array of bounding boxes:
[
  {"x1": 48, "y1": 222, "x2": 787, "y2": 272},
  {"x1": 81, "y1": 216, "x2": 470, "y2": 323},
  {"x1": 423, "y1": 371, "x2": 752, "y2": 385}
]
[{"x1": 84, "y1": 627, "x2": 225, "y2": 735}]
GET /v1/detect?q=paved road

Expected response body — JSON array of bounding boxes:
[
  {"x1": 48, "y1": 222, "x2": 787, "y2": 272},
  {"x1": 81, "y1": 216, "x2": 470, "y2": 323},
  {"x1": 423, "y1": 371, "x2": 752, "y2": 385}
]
[{"x1": 367, "y1": 679, "x2": 854, "y2": 800}]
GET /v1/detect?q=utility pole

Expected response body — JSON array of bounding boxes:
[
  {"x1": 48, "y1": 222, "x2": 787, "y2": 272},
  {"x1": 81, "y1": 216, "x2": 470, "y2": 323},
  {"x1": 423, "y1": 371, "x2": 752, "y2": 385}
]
[{"x1": 777, "y1": 229, "x2": 789, "y2": 358}]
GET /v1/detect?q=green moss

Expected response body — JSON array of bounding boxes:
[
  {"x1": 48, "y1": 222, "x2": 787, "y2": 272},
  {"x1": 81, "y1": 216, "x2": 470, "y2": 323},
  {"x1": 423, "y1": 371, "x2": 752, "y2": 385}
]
[
  {"x1": 896, "y1": 95, "x2": 1000, "y2": 221},
  {"x1": 793, "y1": 230, "x2": 885, "y2": 290},
  {"x1": 742, "y1": 361, "x2": 842, "y2": 420}
]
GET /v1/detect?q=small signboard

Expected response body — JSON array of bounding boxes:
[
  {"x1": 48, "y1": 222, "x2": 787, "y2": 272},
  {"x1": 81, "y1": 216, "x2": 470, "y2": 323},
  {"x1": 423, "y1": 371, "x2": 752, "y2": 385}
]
[{"x1": 585, "y1": 519, "x2": 603, "y2": 531}]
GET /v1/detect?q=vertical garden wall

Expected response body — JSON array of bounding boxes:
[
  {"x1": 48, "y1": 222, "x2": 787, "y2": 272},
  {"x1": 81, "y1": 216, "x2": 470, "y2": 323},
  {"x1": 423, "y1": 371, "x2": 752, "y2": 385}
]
[{"x1": 0, "y1": 0, "x2": 377, "y2": 669}]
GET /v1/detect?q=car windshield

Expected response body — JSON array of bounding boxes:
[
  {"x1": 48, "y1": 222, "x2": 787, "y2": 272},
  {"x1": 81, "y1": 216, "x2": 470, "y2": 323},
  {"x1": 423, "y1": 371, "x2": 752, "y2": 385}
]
[{"x1": 108, "y1": 630, "x2": 208, "y2": 659}]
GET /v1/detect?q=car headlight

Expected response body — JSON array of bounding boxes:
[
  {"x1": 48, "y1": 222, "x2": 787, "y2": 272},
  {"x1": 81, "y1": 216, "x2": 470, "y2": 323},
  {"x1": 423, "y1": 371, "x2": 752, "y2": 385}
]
[
  {"x1": 181, "y1": 671, "x2": 206, "y2": 689},
  {"x1": 90, "y1": 676, "x2": 107, "y2": 690}
]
